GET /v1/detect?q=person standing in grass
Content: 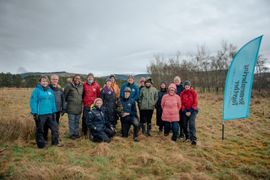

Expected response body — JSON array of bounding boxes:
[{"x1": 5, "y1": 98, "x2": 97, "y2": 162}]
[
  {"x1": 155, "y1": 82, "x2": 167, "y2": 133},
  {"x1": 101, "y1": 78, "x2": 117, "y2": 127},
  {"x1": 120, "y1": 75, "x2": 139, "y2": 101},
  {"x1": 109, "y1": 74, "x2": 121, "y2": 126},
  {"x1": 87, "y1": 98, "x2": 115, "y2": 143},
  {"x1": 138, "y1": 77, "x2": 158, "y2": 136},
  {"x1": 180, "y1": 80, "x2": 198, "y2": 145},
  {"x1": 174, "y1": 76, "x2": 185, "y2": 139},
  {"x1": 120, "y1": 87, "x2": 139, "y2": 142},
  {"x1": 64, "y1": 74, "x2": 83, "y2": 140},
  {"x1": 137, "y1": 77, "x2": 145, "y2": 131},
  {"x1": 43, "y1": 74, "x2": 65, "y2": 142},
  {"x1": 82, "y1": 73, "x2": 101, "y2": 137},
  {"x1": 109, "y1": 74, "x2": 120, "y2": 99},
  {"x1": 30, "y1": 75, "x2": 59, "y2": 148},
  {"x1": 161, "y1": 83, "x2": 181, "y2": 143}
]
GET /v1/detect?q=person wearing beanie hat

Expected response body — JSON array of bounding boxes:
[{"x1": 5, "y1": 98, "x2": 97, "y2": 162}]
[
  {"x1": 155, "y1": 81, "x2": 167, "y2": 133},
  {"x1": 87, "y1": 98, "x2": 115, "y2": 143},
  {"x1": 161, "y1": 83, "x2": 181, "y2": 143},
  {"x1": 82, "y1": 73, "x2": 101, "y2": 137},
  {"x1": 120, "y1": 75, "x2": 139, "y2": 101},
  {"x1": 137, "y1": 77, "x2": 145, "y2": 131},
  {"x1": 138, "y1": 77, "x2": 158, "y2": 136},
  {"x1": 106, "y1": 78, "x2": 112, "y2": 82},
  {"x1": 119, "y1": 86, "x2": 139, "y2": 142},
  {"x1": 184, "y1": 80, "x2": 191, "y2": 86},
  {"x1": 139, "y1": 77, "x2": 145, "y2": 90},
  {"x1": 180, "y1": 80, "x2": 198, "y2": 145},
  {"x1": 101, "y1": 78, "x2": 117, "y2": 128}
]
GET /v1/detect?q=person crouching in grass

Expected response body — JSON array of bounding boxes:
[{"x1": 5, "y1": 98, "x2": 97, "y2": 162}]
[
  {"x1": 87, "y1": 98, "x2": 115, "y2": 143},
  {"x1": 180, "y1": 80, "x2": 198, "y2": 145},
  {"x1": 120, "y1": 87, "x2": 139, "y2": 142},
  {"x1": 30, "y1": 75, "x2": 59, "y2": 149},
  {"x1": 161, "y1": 83, "x2": 181, "y2": 143}
]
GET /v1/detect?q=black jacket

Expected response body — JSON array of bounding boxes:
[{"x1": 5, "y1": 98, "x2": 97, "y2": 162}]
[{"x1": 87, "y1": 106, "x2": 111, "y2": 131}]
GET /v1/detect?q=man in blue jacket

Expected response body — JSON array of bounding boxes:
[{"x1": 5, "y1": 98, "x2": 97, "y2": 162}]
[
  {"x1": 120, "y1": 75, "x2": 139, "y2": 101},
  {"x1": 30, "y1": 76, "x2": 59, "y2": 148},
  {"x1": 120, "y1": 87, "x2": 139, "y2": 142}
]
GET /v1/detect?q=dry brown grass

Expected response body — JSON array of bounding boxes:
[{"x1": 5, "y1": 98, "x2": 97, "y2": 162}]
[{"x1": 0, "y1": 88, "x2": 270, "y2": 179}]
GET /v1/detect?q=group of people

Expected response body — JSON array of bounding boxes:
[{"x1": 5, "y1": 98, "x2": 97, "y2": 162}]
[{"x1": 30, "y1": 73, "x2": 198, "y2": 149}]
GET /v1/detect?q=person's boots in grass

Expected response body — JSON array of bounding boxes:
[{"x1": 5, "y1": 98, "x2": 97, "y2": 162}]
[
  {"x1": 133, "y1": 137, "x2": 139, "y2": 142},
  {"x1": 146, "y1": 124, "x2": 151, "y2": 137},
  {"x1": 191, "y1": 140, "x2": 197, "y2": 145},
  {"x1": 140, "y1": 123, "x2": 146, "y2": 136}
]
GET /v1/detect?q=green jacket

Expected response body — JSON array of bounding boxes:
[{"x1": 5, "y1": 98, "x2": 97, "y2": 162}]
[
  {"x1": 139, "y1": 86, "x2": 158, "y2": 110},
  {"x1": 64, "y1": 82, "x2": 83, "y2": 115}
]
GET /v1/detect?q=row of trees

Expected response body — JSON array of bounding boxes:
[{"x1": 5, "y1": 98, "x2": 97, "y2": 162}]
[
  {"x1": 0, "y1": 73, "x2": 110, "y2": 88},
  {"x1": 147, "y1": 41, "x2": 269, "y2": 94}
]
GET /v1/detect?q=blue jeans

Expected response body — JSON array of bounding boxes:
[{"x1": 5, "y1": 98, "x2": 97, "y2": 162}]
[
  {"x1": 182, "y1": 112, "x2": 197, "y2": 141},
  {"x1": 68, "y1": 114, "x2": 81, "y2": 137},
  {"x1": 164, "y1": 121, "x2": 179, "y2": 141}
]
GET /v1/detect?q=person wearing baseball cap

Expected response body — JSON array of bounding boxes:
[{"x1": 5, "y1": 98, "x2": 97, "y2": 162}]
[{"x1": 119, "y1": 87, "x2": 139, "y2": 142}]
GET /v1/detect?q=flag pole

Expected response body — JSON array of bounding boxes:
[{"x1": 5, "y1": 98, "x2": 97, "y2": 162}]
[{"x1": 222, "y1": 121, "x2": 224, "y2": 140}]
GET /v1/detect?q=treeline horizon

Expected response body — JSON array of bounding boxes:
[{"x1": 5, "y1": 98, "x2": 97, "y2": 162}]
[{"x1": 147, "y1": 41, "x2": 269, "y2": 95}]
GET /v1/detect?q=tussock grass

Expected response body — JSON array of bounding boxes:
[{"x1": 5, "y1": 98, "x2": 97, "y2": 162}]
[{"x1": 0, "y1": 88, "x2": 270, "y2": 179}]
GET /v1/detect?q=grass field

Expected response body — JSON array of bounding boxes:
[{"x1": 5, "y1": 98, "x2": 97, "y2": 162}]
[{"x1": 0, "y1": 88, "x2": 270, "y2": 179}]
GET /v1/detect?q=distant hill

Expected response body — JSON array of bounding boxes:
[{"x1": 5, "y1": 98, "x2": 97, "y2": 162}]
[
  {"x1": 19, "y1": 71, "x2": 86, "y2": 78},
  {"x1": 101, "y1": 74, "x2": 150, "y2": 81}
]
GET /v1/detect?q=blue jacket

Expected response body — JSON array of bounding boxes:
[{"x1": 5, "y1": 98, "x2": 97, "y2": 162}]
[
  {"x1": 30, "y1": 84, "x2": 57, "y2": 115},
  {"x1": 120, "y1": 97, "x2": 137, "y2": 118},
  {"x1": 120, "y1": 82, "x2": 139, "y2": 101}
]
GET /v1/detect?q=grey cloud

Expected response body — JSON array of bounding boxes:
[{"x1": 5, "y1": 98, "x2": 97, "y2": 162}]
[{"x1": 0, "y1": 0, "x2": 269, "y2": 74}]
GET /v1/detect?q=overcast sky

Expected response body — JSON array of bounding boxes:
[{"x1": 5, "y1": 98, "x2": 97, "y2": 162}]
[{"x1": 0, "y1": 0, "x2": 269, "y2": 76}]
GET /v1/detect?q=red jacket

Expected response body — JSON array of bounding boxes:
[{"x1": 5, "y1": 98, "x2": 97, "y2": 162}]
[
  {"x1": 180, "y1": 88, "x2": 198, "y2": 112},
  {"x1": 83, "y1": 81, "x2": 101, "y2": 107}
]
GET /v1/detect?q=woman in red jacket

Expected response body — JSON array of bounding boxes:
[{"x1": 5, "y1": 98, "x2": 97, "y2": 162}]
[
  {"x1": 180, "y1": 80, "x2": 198, "y2": 145},
  {"x1": 161, "y1": 83, "x2": 181, "y2": 143}
]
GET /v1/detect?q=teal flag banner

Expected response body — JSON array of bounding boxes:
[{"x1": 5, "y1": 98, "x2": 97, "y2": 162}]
[{"x1": 223, "y1": 36, "x2": 263, "y2": 120}]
